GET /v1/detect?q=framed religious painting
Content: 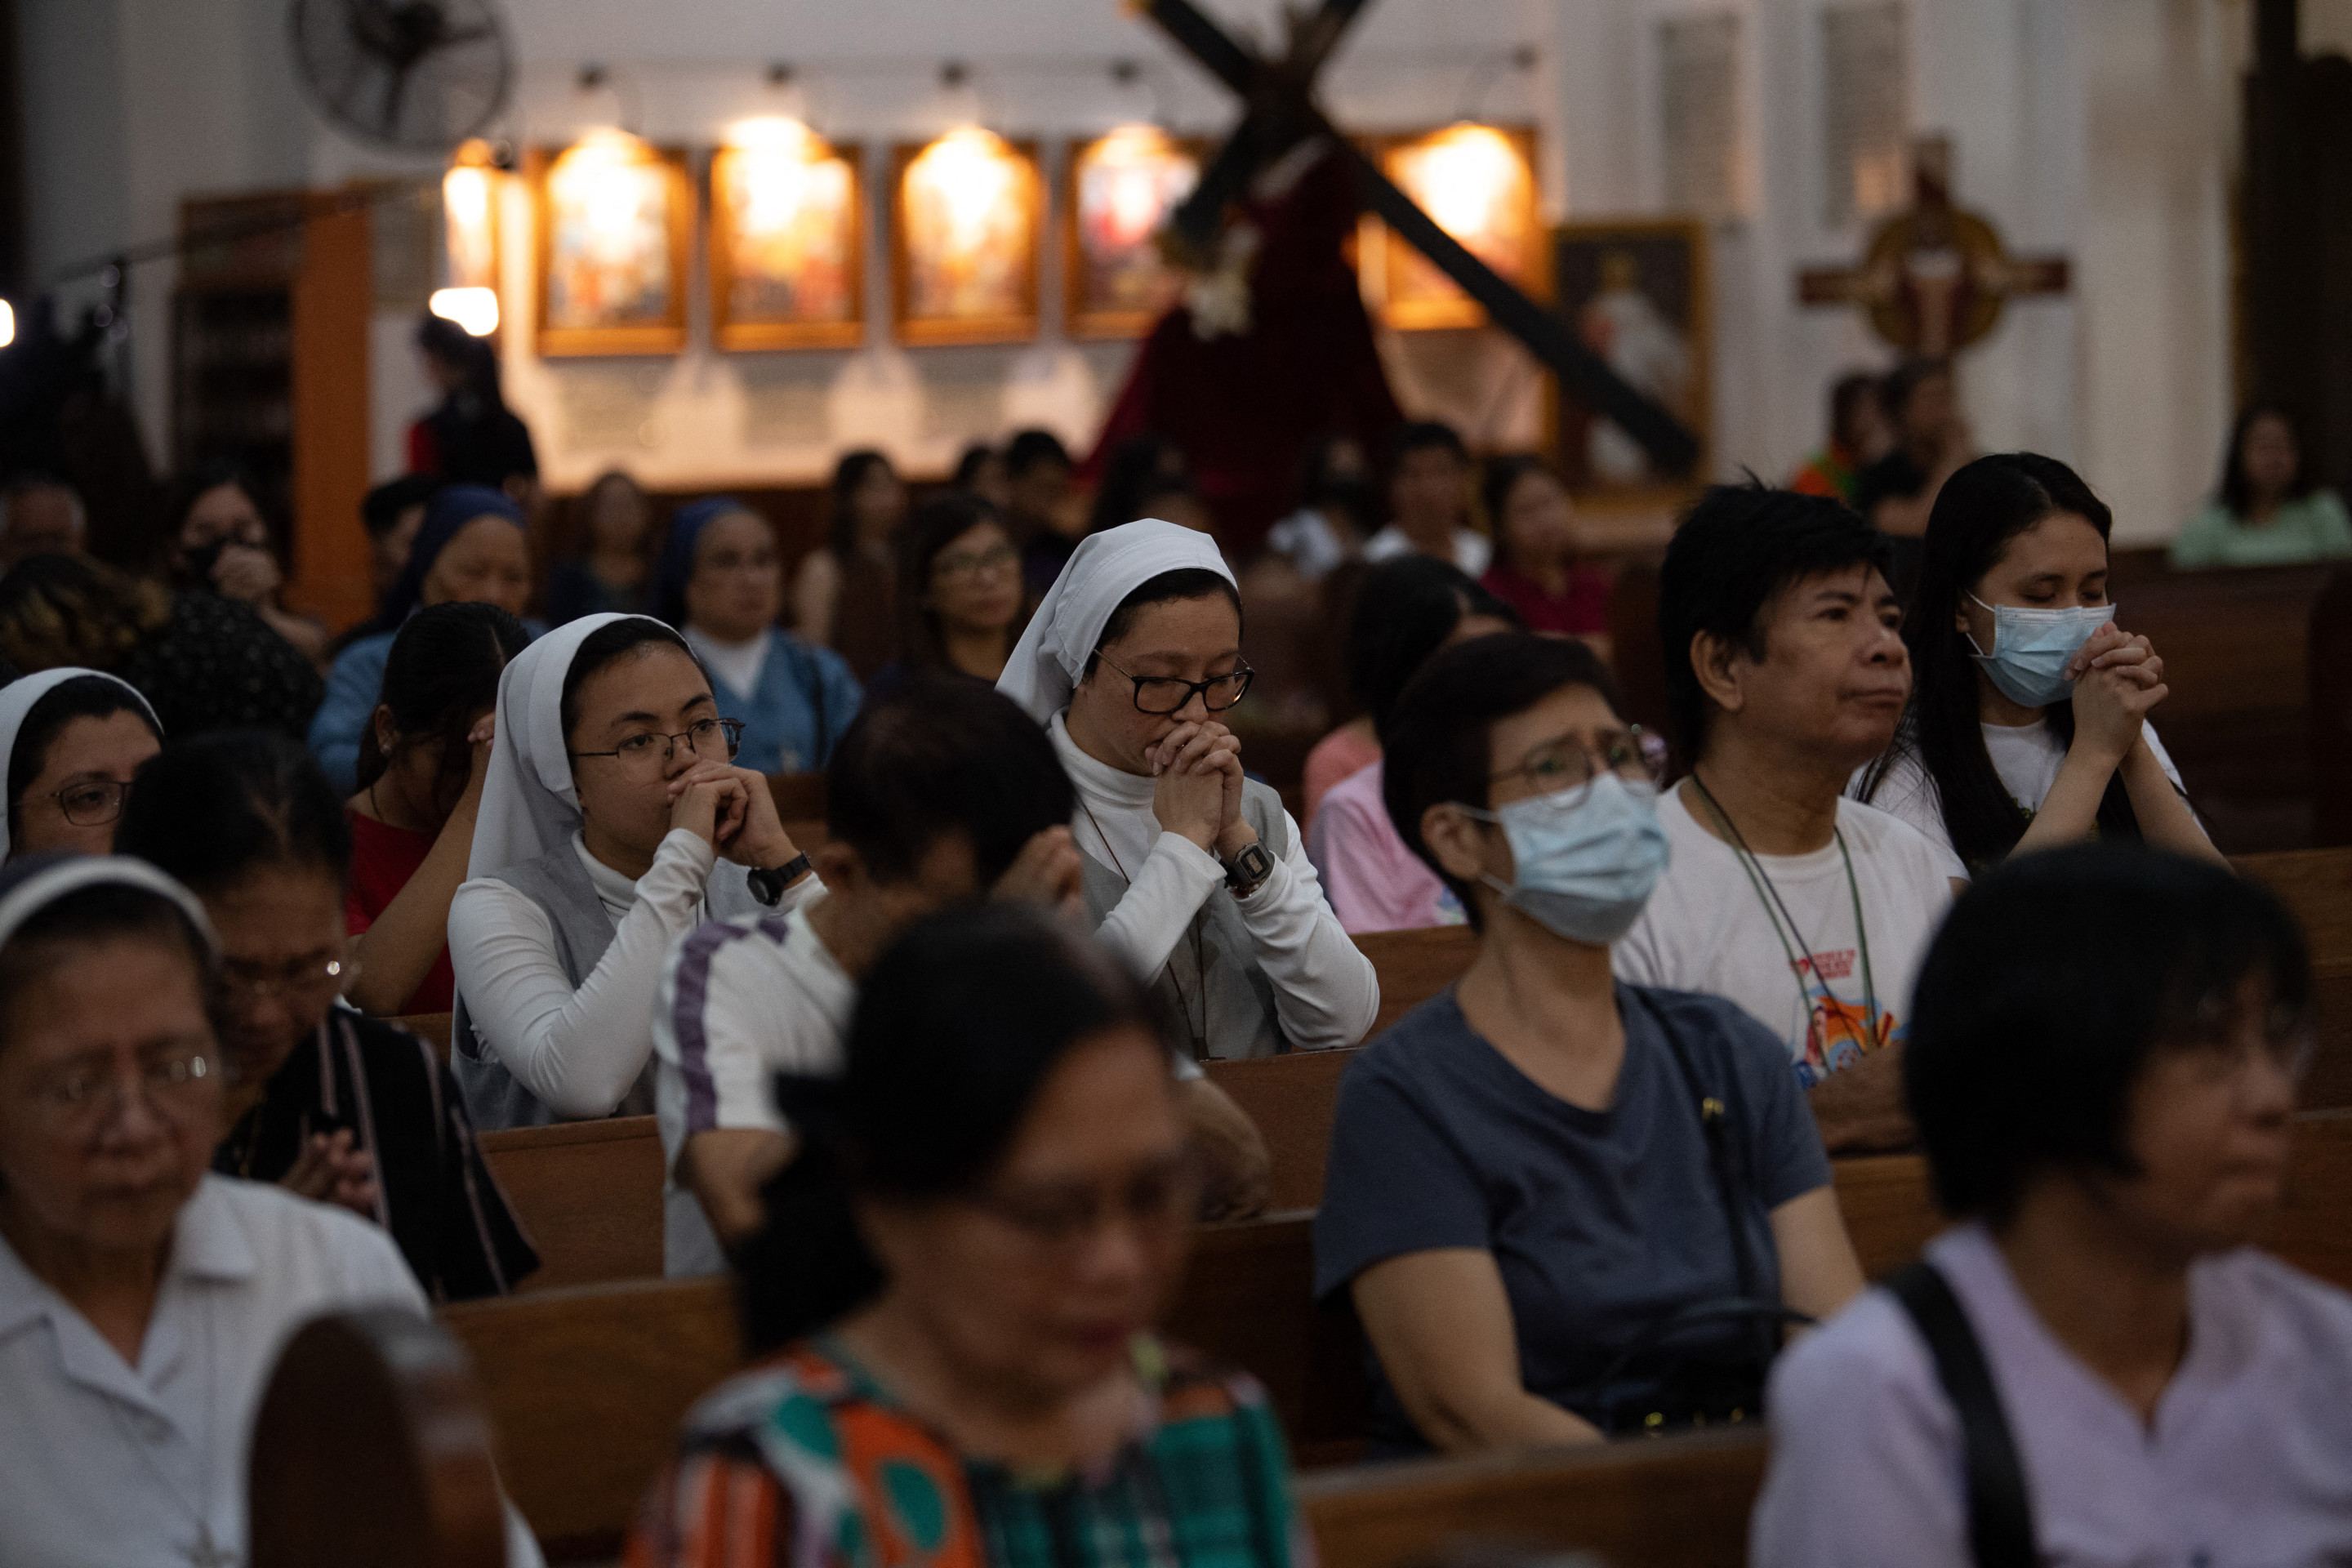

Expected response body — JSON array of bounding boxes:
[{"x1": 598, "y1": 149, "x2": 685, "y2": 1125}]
[
  {"x1": 1362, "y1": 122, "x2": 1544, "y2": 332},
  {"x1": 1062, "y1": 127, "x2": 1201, "y2": 339},
  {"x1": 707, "y1": 123, "x2": 866, "y2": 352},
  {"x1": 1548, "y1": 218, "x2": 1712, "y2": 498},
  {"x1": 532, "y1": 132, "x2": 693, "y2": 357},
  {"x1": 889, "y1": 129, "x2": 1043, "y2": 346}
]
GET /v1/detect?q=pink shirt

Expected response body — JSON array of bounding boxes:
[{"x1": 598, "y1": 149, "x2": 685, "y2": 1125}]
[
  {"x1": 1301, "y1": 724, "x2": 1382, "y2": 831},
  {"x1": 1306, "y1": 760, "x2": 1464, "y2": 934}
]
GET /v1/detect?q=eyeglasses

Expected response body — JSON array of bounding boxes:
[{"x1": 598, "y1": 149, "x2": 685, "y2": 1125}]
[
  {"x1": 933, "y1": 542, "x2": 1018, "y2": 582},
  {"x1": 220, "y1": 951, "x2": 355, "y2": 1003},
  {"x1": 1092, "y1": 653, "x2": 1254, "y2": 717},
  {"x1": 963, "y1": 1151, "x2": 1201, "y2": 1254},
  {"x1": 2172, "y1": 1005, "x2": 2316, "y2": 1089},
  {"x1": 51, "y1": 778, "x2": 135, "y2": 827},
  {"x1": 27, "y1": 1044, "x2": 220, "y2": 1129},
  {"x1": 1490, "y1": 727, "x2": 1667, "y2": 794},
  {"x1": 571, "y1": 718, "x2": 745, "y2": 775}
]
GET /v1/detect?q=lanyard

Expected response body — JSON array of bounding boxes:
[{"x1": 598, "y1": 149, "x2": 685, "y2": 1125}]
[
  {"x1": 1688, "y1": 774, "x2": 1880, "y2": 1065},
  {"x1": 1076, "y1": 800, "x2": 1209, "y2": 1058}
]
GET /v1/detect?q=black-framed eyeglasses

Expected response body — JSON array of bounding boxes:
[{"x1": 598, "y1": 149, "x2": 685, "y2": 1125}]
[
  {"x1": 1490, "y1": 726, "x2": 1667, "y2": 792},
  {"x1": 1092, "y1": 653, "x2": 1254, "y2": 716},
  {"x1": 572, "y1": 717, "x2": 746, "y2": 773},
  {"x1": 51, "y1": 778, "x2": 136, "y2": 827}
]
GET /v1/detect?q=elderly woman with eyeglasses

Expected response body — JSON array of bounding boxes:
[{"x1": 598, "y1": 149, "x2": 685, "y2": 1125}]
[
  {"x1": 0, "y1": 855, "x2": 546, "y2": 1566},
  {"x1": 630, "y1": 904, "x2": 1307, "y2": 1568},
  {"x1": 996, "y1": 520, "x2": 1376, "y2": 1062},
  {"x1": 0, "y1": 669, "x2": 163, "y2": 862},
  {"x1": 448, "y1": 615, "x2": 817, "y2": 1129},
  {"x1": 114, "y1": 732, "x2": 537, "y2": 1303}
]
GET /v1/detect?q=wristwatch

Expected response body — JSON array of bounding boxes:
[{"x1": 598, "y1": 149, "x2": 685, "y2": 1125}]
[
  {"x1": 1223, "y1": 841, "x2": 1276, "y2": 899},
  {"x1": 747, "y1": 853, "x2": 813, "y2": 907}
]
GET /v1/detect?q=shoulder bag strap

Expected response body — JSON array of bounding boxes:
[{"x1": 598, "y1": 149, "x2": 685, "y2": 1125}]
[{"x1": 1884, "y1": 1262, "x2": 2038, "y2": 1568}]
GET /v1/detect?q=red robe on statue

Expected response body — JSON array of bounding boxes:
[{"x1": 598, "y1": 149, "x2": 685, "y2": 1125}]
[{"x1": 1086, "y1": 142, "x2": 1403, "y2": 558}]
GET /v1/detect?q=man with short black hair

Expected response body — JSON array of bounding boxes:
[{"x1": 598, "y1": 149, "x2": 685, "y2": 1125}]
[
  {"x1": 654, "y1": 673, "x2": 1271, "y2": 1274},
  {"x1": 1365, "y1": 421, "x2": 1490, "y2": 576},
  {"x1": 1615, "y1": 484, "x2": 1953, "y2": 1152}
]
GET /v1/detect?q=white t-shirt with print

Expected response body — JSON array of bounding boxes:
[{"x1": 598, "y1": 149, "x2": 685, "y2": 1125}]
[
  {"x1": 1614, "y1": 786, "x2": 1954, "y2": 1086},
  {"x1": 1859, "y1": 719, "x2": 2188, "y2": 881}
]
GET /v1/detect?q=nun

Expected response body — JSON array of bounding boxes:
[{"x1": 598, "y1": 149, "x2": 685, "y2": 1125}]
[
  {"x1": 655, "y1": 497, "x2": 863, "y2": 777},
  {"x1": 0, "y1": 667, "x2": 163, "y2": 861},
  {"x1": 998, "y1": 519, "x2": 1377, "y2": 1060},
  {"x1": 0, "y1": 854, "x2": 546, "y2": 1566},
  {"x1": 307, "y1": 483, "x2": 536, "y2": 794},
  {"x1": 448, "y1": 613, "x2": 818, "y2": 1129}
]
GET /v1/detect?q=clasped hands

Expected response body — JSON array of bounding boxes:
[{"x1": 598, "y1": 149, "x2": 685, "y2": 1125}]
[
  {"x1": 2062, "y1": 622, "x2": 2168, "y2": 764},
  {"x1": 1148, "y1": 720, "x2": 1258, "y2": 862}
]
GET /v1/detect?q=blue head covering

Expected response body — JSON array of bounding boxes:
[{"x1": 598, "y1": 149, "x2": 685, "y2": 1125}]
[
  {"x1": 382, "y1": 484, "x2": 526, "y2": 626},
  {"x1": 656, "y1": 496, "x2": 755, "y2": 628}
]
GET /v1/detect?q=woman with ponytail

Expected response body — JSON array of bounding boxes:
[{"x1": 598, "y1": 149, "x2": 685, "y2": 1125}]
[{"x1": 629, "y1": 904, "x2": 1307, "y2": 1568}]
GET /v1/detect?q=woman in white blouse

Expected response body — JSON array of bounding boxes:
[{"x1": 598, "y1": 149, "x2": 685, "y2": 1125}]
[
  {"x1": 998, "y1": 519, "x2": 1377, "y2": 1059},
  {"x1": 449, "y1": 613, "x2": 817, "y2": 1129},
  {"x1": 0, "y1": 854, "x2": 541, "y2": 1567}
]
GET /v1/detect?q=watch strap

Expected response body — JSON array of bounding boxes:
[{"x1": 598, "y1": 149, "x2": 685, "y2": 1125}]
[{"x1": 749, "y1": 853, "x2": 813, "y2": 906}]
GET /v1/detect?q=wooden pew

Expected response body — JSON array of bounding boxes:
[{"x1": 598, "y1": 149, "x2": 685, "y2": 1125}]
[
  {"x1": 445, "y1": 1113, "x2": 2352, "y2": 1561},
  {"x1": 765, "y1": 771, "x2": 826, "y2": 822},
  {"x1": 1204, "y1": 1054, "x2": 1358, "y2": 1213},
  {"x1": 251, "y1": 1308, "x2": 506, "y2": 1568},
  {"x1": 479, "y1": 1117, "x2": 666, "y2": 1290},
  {"x1": 442, "y1": 1274, "x2": 739, "y2": 1561},
  {"x1": 1300, "y1": 1430, "x2": 1767, "y2": 1568}
]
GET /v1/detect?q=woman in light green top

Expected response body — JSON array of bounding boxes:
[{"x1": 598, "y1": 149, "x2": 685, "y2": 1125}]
[{"x1": 2172, "y1": 403, "x2": 2352, "y2": 568}]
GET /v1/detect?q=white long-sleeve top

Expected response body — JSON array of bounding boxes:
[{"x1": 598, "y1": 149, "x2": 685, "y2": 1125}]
[
  {"x1": 448, "y1": 829, "x2": 817, "y2": 1120},
  {"x1": 1050, "y1": 715, "x2": 1379, "y2": 1052}
]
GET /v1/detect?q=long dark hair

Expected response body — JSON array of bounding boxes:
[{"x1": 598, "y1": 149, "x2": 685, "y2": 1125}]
[
  {"x1": 827, "y1": 449, "x2": 899, "y2": 559},
  {"x1": 895, "y1": 495, "x2": 1016, "y2": 671},
  {"x1": 1859, "y1": 452, "x2": 2140, "y2": 873},
  {"x1": 736, "y1": 903, "x2": 1162, "y2": 1352},
  {"x1": 1347, "y1": 556, "x2": 1518, "y2": 741},
  {"x1": 353, "y1": 603, "x2": 528, "y2": 794},
  {"x1": 2216, "y1": 403, "x2": 2316, "y2": 517}
]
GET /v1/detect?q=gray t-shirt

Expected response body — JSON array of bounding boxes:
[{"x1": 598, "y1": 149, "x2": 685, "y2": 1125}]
[{"x1": 1312, "y1": 983, "x2": 1832, "y2": 1450}]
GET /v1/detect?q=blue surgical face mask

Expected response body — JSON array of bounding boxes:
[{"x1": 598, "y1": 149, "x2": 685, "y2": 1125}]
[
  {"x1": 1463, "y1": 773, "x2": 1671, "y2": 945},
  {"x1": 1966, "y1": 594, "x2": 2117, "y2": 708}
]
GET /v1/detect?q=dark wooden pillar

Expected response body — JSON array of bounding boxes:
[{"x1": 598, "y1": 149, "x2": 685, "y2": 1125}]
[{"x1": 0, "y1": 0, "x2": 24, "y2": 299}]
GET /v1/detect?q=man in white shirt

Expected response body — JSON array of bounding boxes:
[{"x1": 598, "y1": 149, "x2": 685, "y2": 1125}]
[
  {"x1": 1361, "y1": 421, "x2": 1492, "y2": 577},
  {"x1": 1615, "y1": 484, "x2": 1953, "y2": 1152},
  {"x1": 653, "y1": 675, "x2": 1271, "y2": 1275}
]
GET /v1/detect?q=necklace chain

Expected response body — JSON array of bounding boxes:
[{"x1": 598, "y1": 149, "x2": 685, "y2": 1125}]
[
  {"x1": 1687, "y1": 773, "x2": 1880, "y2": 1067},
  {"x1": 1076, "y1": 800, "x2": 1210, "y2": 1058}
]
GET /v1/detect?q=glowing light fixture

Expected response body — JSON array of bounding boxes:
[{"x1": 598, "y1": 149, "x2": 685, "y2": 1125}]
[
  {"x1": 895, "y1": 122, "x2": 1040, "y2": 344},
  {"x1": 548, "y1": 127, "x2": 668, "y2": 261},
  {"x1": 906, "y1": 126, "x2": 1022, "y2": 259},
  {"x1": 0, "y1": 299, "x2": 14, "y2": 350},
  {"x1": 1082, "y1": 125, "x2": 1195, "y2": 252},
  {"x1": 1375, "y1": 121, "x2": 1539, "y2": 329},
  {"x1": 429, "y1": 286, "x2": 501, "y2": 336},
  {"x1": 710, "y1": 114, "x2": 862, "y2": 349}
]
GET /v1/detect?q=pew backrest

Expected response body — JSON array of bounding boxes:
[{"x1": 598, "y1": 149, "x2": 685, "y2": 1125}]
[
  {"x1": 1298, "y1": 1429, "x2": 1768, "y2": 1568},
  {"x1": 479, "y1": 1116, "x2": 666, "y2": 1290},
  {"x1": 442, "y1": 1275, "x2": 740, "y2": 1561},
  {"x1": 251, "y1": 1308, "x2": 506, "y2": 1568},
  {"x1": 1354, "y1": 926, "x2": 1477, "y2": 1036}
]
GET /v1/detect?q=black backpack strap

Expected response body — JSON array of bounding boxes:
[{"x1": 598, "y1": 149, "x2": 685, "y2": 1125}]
[{"x1": 1884, "y1": 1262, "x2": 2038, "y2": 1568}]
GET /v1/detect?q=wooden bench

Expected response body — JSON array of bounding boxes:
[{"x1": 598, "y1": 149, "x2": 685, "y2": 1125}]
[
  {"x1": 443, "y1": 1111, "x2": 2352, "y2": 1561},
  {"x1": 479, "y1": 1117, "x2": 666, "y2": 1291},
  {"x1": 252, "y1": 1308, "x2": 506, "y2": 1568},
  {"x1": 1299, "y1": 1430, "x2": 1767, "y2": 1568}
]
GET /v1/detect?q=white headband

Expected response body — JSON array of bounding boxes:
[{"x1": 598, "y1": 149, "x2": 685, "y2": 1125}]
[
  {"x1": 996, "y1": 519, "x2": 1234, "y2": 723},
  {"x1": 0, "y1": 855, "x2": 216, "y2": 960}
]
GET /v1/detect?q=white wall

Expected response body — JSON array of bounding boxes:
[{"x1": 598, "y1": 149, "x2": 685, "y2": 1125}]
[{"x1": 14, "y1": 0, "x2": 2244, "y2": 539}]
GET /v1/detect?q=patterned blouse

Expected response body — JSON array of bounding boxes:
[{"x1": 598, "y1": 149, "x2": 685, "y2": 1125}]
[{"x1": 626, "y1": 1337, "x2": 1310, "y2": 1568}]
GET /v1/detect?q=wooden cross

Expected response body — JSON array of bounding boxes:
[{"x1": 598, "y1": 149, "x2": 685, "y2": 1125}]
[
  {"x1": 1797, "y1": 135, "x2": 2070, "y2": 358},
  {"x1": 1131, "y1": 0, "x2": 1699, "y2": 477}
]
